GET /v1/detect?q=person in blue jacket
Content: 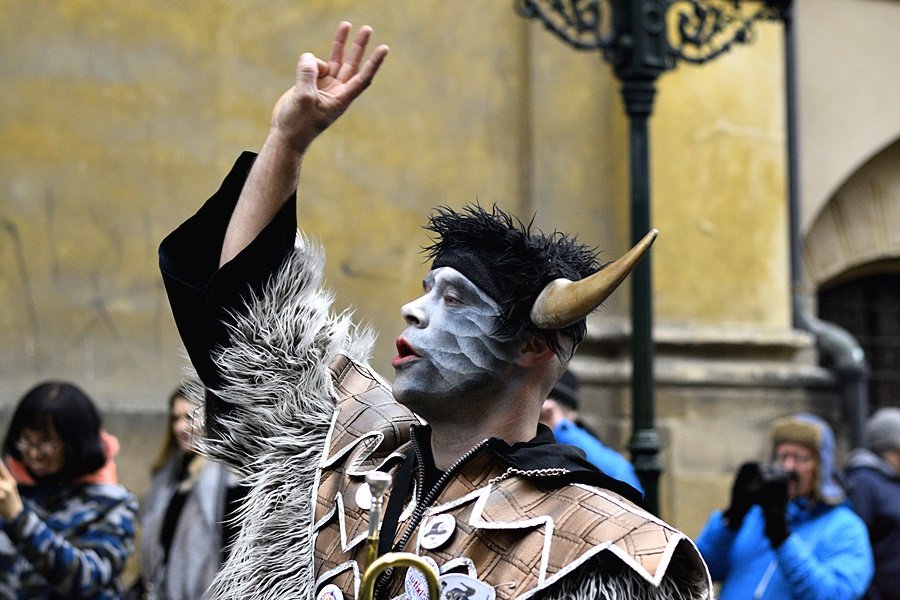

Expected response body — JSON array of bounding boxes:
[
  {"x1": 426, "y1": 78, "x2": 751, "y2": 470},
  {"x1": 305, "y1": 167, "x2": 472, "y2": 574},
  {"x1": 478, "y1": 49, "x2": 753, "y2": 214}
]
[
  {"x1": 696, "y1": 413, "x2": 874, "y2": 600},
  {"x1": 540, "y1": 369, "x2": 643, "y2": 493}
]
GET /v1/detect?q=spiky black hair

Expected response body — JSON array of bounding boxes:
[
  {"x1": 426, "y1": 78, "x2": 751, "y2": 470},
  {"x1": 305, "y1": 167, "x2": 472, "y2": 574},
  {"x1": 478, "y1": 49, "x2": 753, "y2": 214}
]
[{"x1": 424, "y1": 204, "x2": 603, "y2": 358}]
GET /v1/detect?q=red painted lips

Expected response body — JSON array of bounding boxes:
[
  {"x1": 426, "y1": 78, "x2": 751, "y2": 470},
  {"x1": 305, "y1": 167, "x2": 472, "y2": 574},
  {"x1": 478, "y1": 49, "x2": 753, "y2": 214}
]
[{"x1": 391, "y1": 337, "x2": 420, "y2": 368}]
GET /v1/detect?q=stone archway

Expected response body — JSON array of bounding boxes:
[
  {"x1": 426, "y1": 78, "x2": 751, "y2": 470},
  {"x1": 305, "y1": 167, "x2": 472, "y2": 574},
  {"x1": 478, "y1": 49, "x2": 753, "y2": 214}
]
[
  {"x1": 804, "y1": 137, "x2": 900, "y2": 288},
  {"x1": 806, "y1": 137, "x2": 900, "y2": 412}
]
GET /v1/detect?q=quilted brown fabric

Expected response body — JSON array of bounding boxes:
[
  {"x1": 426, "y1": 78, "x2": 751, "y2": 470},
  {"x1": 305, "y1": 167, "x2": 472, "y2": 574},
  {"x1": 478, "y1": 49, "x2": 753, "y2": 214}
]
[{"x1": 312, "y1": 357, "x2": 706, "y2": 599}]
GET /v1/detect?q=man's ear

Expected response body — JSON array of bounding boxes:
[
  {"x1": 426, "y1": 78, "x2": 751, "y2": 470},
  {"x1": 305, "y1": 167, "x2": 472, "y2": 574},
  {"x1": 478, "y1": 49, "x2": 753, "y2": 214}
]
[{"x1": 517, "y1": 333, "x2": 556, "y2": 367}]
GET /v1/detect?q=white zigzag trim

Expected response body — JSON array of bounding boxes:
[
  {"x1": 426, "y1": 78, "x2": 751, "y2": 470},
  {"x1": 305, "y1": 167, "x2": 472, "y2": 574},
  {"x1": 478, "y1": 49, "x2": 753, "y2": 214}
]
[{"x1": 314, "y1": 560, "x2": 361, "y2": 599}]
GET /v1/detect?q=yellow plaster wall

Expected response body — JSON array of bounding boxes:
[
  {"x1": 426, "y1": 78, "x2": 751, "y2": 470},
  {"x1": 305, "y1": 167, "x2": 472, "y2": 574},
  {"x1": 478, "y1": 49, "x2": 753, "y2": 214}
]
[
  {"x1": 652, "y1": 23, "x2": 790, "y2": 331},
  {"x1": 1, "y1": 1, "x2": 791, "y2": 410},
  {"x1": 0, "y1": 1, "x2": 540, "y2": 407}
]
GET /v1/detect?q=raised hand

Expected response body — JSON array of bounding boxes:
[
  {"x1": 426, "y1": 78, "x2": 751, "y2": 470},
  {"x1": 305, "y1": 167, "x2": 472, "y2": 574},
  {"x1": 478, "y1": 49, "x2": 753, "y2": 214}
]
[
  {"x1": 270, "y1": 21, "x2": 389, "y2": 153},
  {"x1": 220, "y1": 22, "x2": 389, "y2": 266},
  {"x1": 0, "y1": 459, "x2": 24, "y2": 522}
]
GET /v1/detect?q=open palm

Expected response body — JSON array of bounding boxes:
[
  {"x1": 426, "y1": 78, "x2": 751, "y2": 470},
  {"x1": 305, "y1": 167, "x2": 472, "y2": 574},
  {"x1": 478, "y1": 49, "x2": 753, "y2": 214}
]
[{"x1": 272, "y1": 22, "x2": 389, "y2": 151}]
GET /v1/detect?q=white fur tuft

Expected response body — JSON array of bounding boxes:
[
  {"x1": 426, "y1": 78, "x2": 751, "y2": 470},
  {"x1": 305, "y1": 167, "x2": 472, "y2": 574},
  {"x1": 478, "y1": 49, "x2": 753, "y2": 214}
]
[{"x1": 198, "y1": 238, "x2": 374, "y2": 600}]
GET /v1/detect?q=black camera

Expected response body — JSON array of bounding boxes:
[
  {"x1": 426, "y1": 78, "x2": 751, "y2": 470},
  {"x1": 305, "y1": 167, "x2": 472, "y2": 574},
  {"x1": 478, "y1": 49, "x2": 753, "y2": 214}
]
[
  {"x1": 759, "y1": 463, "x2": 791, "y2": 485},
  {"x1": 739, "y1": 463, "x2": 793, "y2": 506},
  {"x1": 750, "y1": 464, "x2": 798, "y2": 506}
]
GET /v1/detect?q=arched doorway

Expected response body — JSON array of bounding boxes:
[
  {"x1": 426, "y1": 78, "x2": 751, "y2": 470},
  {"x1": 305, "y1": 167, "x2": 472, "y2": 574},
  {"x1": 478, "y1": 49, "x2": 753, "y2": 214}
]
[{"x1": 806, "y1": 138, "x2": 900, "y2": 412}]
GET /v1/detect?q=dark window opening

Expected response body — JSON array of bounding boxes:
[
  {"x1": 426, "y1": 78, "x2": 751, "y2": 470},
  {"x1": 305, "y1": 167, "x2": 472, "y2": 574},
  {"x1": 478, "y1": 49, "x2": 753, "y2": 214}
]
[{"x1": 818, "y1": 273, "x2": 900, "y2": 413}]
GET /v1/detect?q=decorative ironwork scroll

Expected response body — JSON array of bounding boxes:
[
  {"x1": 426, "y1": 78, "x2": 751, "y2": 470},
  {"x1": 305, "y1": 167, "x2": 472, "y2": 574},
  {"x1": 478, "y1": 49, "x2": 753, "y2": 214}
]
[
  {"x1": 514, "y1": 0, "x2": 616, "y2": 51},
  {"x1": 668, "y1": 0, "x2": 787, "y2": 64},
  {"x1": 515, "y1": 0, "x2": 789, "y2": 68}
]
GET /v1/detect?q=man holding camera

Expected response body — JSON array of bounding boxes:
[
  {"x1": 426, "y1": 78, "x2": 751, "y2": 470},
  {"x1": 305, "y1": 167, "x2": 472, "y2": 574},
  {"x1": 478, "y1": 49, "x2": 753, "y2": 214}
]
[{"x1": 696, "y1": 413, "x2": 873, "y2": 600}]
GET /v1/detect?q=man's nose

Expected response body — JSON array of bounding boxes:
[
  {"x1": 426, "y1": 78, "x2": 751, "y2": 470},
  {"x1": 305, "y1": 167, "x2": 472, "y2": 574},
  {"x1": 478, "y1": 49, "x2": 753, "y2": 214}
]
[{"x1": 401, "y1": 296, "x2": 428, "y2": 327}]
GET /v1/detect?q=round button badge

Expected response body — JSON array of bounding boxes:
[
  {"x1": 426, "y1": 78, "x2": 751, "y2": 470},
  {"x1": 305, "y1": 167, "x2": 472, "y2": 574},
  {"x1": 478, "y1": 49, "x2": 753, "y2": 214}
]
[
  {"x1": 354, "y1": 483, "x2": 372, "y2": 511},
  {"x1": 439, "y1": 574, "x2": 496, "y2": 600},
  {"x1": 420, "y1": 513, "x2": 456, "y2": 550},
  {"x1": 316, "y1": 583, "x2": 343, "y2": 600},
  {"x1": 404, "y1": 556, "x2": 440, "y2": 600}
]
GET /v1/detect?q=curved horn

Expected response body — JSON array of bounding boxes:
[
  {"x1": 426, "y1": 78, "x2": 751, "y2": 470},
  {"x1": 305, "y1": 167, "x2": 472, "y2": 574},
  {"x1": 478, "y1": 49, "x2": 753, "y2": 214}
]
[{"x1": 530, "y1": 229, "x2": 659, "y2": 330}]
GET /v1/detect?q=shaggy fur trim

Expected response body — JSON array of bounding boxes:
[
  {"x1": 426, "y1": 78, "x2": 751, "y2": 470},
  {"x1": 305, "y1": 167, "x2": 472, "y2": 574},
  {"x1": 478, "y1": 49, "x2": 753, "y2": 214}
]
[
  {"x1": 198, "y1": 236, "x2": 374, "y2": 600},
  {"x1": 534, "y1": 549, "x2": 711, "y2": 600},
  {"x1": 771, "y1": 419, "x2": 821, "y2": 454}
]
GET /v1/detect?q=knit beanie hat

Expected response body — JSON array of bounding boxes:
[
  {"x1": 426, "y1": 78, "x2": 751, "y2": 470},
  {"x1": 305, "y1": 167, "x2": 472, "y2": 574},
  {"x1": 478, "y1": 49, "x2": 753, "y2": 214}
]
[
  {"x1": 864, "y1": 407, "x2": 900, "y2": 455},
  {"x1": 771, "y1": 413, "x2": 844, "y2": 504},
  {"x1": 550, "y1": 369, "x2": 579, "y2": 411}
]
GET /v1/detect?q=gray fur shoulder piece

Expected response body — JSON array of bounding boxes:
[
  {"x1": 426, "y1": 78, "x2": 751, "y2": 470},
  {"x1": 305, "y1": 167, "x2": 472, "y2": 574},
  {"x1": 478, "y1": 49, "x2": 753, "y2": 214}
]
[
  {"x1": 535, "y1": 546, "x2": 712, "y2": 600},
  {"x1": 200, "y1": 235, "x2": 375, "y2": 600}
]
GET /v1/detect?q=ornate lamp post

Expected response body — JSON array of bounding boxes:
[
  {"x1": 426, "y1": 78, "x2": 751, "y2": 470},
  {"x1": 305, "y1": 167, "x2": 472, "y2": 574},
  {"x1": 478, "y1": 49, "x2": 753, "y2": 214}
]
[{"x1": 516, "y1": 0, "x2": 789, "y2": 514}]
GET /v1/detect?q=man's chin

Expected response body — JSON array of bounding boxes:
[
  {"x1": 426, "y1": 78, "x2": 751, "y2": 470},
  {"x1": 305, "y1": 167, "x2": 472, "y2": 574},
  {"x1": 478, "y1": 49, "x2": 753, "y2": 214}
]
[
  {"x1": 391, "y1": 384, "x2": 425, "y2": 411},
  {"x1": 392, "y1": 380, "x2": 440, "y2": 418}
]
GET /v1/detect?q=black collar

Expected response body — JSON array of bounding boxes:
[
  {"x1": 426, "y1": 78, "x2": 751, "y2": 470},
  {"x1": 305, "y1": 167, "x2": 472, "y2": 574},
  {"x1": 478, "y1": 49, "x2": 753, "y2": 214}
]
[{"x1": 413, "y1": 423, "x2": 645, "y2": 506}]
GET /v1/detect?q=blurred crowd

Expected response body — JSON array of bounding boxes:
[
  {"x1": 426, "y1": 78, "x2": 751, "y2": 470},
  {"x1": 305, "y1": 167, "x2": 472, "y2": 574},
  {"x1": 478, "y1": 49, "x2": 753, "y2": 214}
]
[
  {"x1": 1, "y1": 374, "x2": 897, "y2": 599},
  {"x1": 0, "y1": 381, "x2": 244, "y2": 600}
]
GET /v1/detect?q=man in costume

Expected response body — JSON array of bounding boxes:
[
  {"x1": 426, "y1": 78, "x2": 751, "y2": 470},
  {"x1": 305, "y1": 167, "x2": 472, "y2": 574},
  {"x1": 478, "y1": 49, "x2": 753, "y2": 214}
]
[{"x1": 159, "y1": 22, "x2": 711, "y2": 600}]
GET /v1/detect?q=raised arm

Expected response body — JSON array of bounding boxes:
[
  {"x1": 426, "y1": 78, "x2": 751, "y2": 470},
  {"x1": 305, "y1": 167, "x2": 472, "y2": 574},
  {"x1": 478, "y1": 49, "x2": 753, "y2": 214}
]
[{"x1": 220, "y1": 21, "x2": 388, "y2": 266}]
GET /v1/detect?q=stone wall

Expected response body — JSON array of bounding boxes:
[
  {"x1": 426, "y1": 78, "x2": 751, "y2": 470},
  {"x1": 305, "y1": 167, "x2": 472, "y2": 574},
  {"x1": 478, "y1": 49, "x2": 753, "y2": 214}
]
[{"x1": 2, "y1": 1, "x2": 893, "y2": 535}]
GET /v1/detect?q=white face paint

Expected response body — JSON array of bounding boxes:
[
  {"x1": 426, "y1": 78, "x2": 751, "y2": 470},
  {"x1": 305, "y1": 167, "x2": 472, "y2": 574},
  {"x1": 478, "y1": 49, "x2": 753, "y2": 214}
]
[{"x1": 391, "y1": 267, "x2": 523, "y2": 418}]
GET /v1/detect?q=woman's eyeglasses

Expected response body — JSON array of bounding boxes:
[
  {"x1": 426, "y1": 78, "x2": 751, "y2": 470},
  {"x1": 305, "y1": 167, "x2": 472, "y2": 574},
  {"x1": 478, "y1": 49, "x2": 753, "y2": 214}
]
[{"x1": 15, "y1": 438, "x2": 62, "y2": 457}]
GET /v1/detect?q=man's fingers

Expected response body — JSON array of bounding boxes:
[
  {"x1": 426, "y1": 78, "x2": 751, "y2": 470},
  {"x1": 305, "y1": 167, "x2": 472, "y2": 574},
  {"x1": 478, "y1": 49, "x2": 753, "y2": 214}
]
[
  {"x1": 337, "y1": 25, "x2": 373, "y2": 81},
  {"x1": 328, "y1": 21, "x2": 352, "y2": 75},
  {"x1": 357, "y1": 44, "x2": 389, "y2": 85},
  {"x1": 316, "y1": 58, "x2": 329, "y2": 78},
  {"x1": 296, "y1": 52, "x2": 322, "y2": 89},
  {"x1": 337, "y1": 44, "x2": 389, "y2": 104}
]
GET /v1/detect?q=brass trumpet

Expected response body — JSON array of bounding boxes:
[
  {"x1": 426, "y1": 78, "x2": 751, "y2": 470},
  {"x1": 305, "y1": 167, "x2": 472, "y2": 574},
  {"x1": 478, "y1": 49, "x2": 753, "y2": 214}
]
[{"x1": 359, "y1": 471, "x2": 440, "y2": 600}]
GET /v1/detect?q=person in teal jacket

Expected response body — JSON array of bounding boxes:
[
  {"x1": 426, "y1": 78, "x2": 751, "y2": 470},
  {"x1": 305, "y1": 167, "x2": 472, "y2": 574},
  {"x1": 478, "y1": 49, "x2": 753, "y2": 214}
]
[{"x1": 696, "y1": 413, "x2": 873, "y2": 600}]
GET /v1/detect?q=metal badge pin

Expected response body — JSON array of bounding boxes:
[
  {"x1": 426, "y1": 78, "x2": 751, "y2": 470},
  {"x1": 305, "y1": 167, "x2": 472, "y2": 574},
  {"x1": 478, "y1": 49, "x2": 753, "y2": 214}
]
[
  {"x1": 316, "y1": 583, "x2": 344, "y2": 600},
  {"x1": 438, "y1": 574, "x2": 496, "y2": 600},
  {"x1": 355, "y1": 482, "x2": 373, "y2": 510},
  {"x1": 420, "y1": 514, "x2": 456, "y2": 550},
  {"x1": 404, "y1": 556, "x2": 441, "y2": 600}
]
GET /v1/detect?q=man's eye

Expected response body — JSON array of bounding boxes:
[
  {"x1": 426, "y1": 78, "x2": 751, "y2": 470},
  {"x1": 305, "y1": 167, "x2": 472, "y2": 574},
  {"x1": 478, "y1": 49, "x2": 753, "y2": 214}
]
[{"x1": 444, "y1": 294, "x2": 463, "y2": 306}]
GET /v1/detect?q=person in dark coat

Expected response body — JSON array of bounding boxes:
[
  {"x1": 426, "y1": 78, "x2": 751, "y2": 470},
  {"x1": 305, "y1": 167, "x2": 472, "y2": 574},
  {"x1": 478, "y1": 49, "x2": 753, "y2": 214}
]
[{"x1": 845, "y1": 407, "x2": 900, "y2": 600}]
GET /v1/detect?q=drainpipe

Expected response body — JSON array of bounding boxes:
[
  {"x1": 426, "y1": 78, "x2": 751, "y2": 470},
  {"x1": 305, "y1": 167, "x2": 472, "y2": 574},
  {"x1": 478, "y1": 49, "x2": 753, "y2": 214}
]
[{"x1": 782, "y1": 2, "x2": 869, "y2": 448}]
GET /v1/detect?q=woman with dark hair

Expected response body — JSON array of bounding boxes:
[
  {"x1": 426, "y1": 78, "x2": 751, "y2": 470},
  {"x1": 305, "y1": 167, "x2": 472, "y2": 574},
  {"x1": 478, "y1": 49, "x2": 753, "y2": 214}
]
[
  {"x1": 0, "y1": 381, "x2": 138, "y2": 599},
  {"x1": 131, "y1": 384, "x2": 243, "y2": 600}
]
